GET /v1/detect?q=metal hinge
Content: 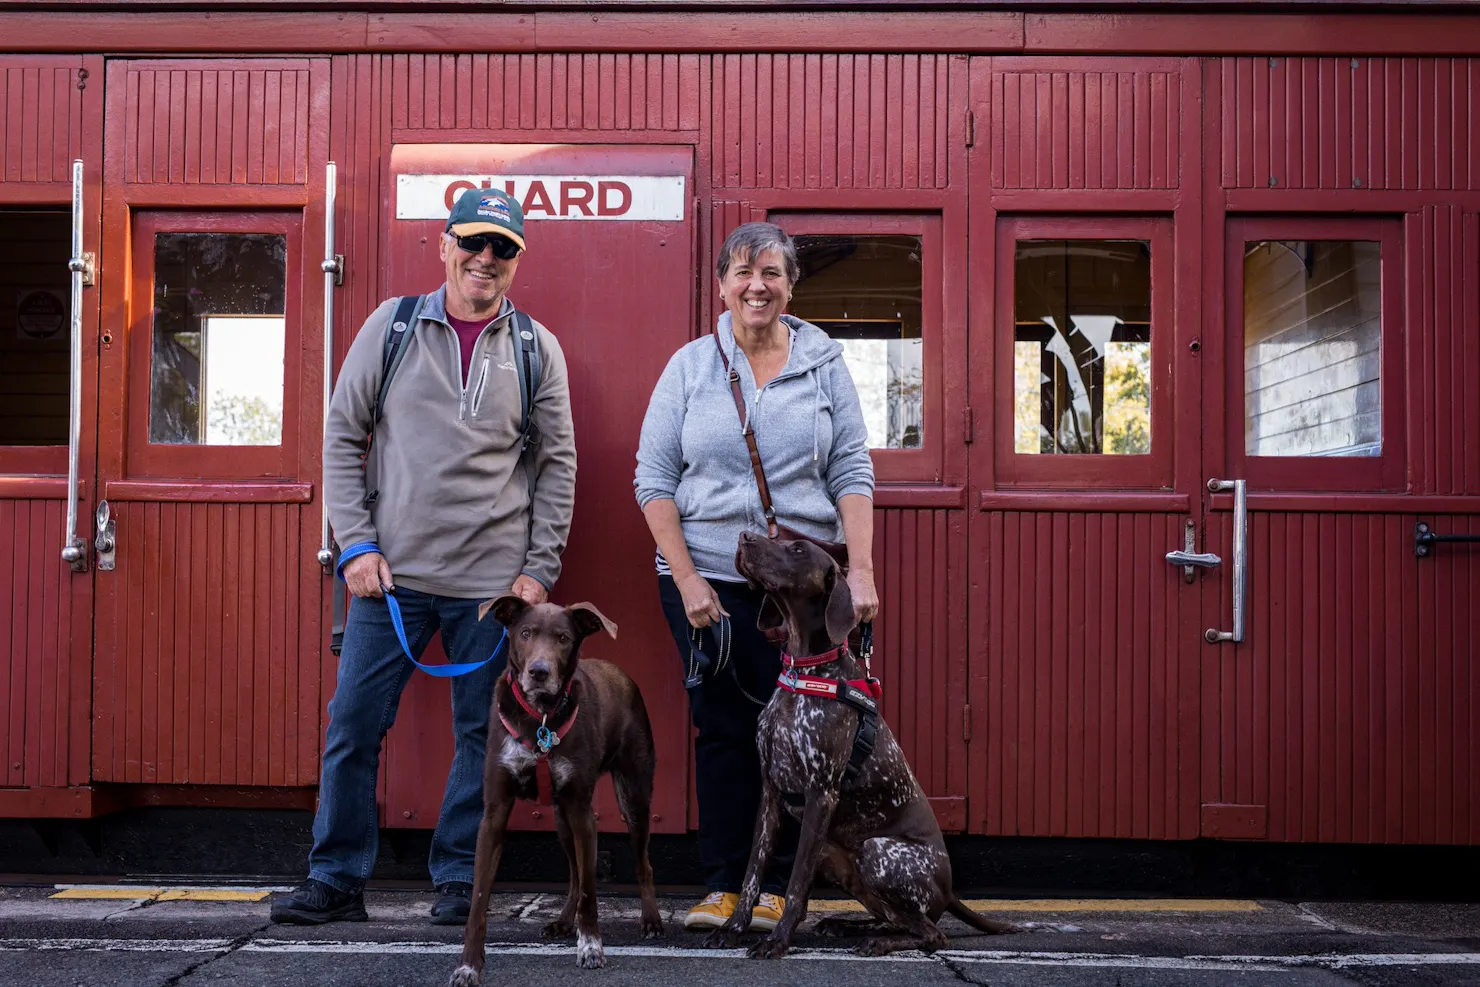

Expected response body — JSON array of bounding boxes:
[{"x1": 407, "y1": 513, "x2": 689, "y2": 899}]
[
  {"x1": 965, "y1": 109, "x2": 975, "y2": 147},
  {"x1": 962, "y1": 406, "x2": 975, "y2": 444},
  {"x1": 962, "y1": 704, "x2": 972, "y2": 743}
]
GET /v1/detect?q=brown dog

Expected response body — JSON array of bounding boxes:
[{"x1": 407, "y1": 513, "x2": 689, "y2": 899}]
[
  {"x1": 448, "y1": 597, "x2": 664, "y2": 987},
  {"x1": 704, "y1": 531, "x2": 1017, "y2": 958}
]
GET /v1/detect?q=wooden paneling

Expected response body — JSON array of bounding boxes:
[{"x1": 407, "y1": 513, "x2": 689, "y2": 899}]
[
  {"x1": 1206, "y1": 511, "x2": 1480, "y2": 845},
  {"x1": 1220, "y1": 57, "x2": 1479, "y2": 191},
  {"x1": 1410, "y1": 205, "x2": 1480, "y2": 495},
  {"x1": 0, "y1": 61, "x2": 83, "y2": 186},
  {"x1": 91, "y1": 501, "x2": 321, "y2": 787},
  {"x1": 708, "y1": 54, "x2": 960, "y2": 190},
  {"x1": 0, "y1": 498, "x2": 85, "y2": 789},
  {"x1": 119, "y1": 62, "x2": 314, "y2": 185},
  {"x1": 873, "y1": 508, "x2": 969, "y2": 806},
  {"x1": 389, "y1": 53, "x2": 700, "y2": 133},
  {"x1": 990, "y1": 63, "x2": 1182, "y2": 189},
  {"x1": 974, "y1": 510, "x2": 1198, "y2": 840}
]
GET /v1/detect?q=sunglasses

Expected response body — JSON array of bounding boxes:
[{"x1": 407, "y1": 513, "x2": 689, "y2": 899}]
[{"x1": 452, "y1": 233, "x2": 521, "y2": 260}]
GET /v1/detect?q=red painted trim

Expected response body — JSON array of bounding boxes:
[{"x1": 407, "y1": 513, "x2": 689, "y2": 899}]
[
  {"x1": 0, "y1": 476, "x2": 78, "y2": 500},
  {"x1": 978, "y1": 490, "x2": 1192, "y2": 512},
  {"x1": 988, "y1": 190, "x2": 1183, "y2": 212},
  {"x1": 1199, "y1": 802, "x2": 1268, "y2": 839},
  {"x1": 1209, "y1": 493, "x2": 1480, "y2": 514},
  {"x1": 0, "y1": 447, "x2": 67, "y2": 477},
  {"x1": 1227, "y1": 189, "x2": 1480, "y2": 212},
  {"x1": 1023, "y1": 13, "x2": 1480, "y2": 56},
  {"x1": 0, "y1": 786, "x2": 97, "y2": 818},
  {"x1": 0, "y1": 182, "x2": 72, "y2": 203},
  {"x1": 873, "y1": 485, "x2": 967, "y2": 509},
  {"x1": 103, "y1": 481, "x2": 313, "y2": 504},
  {"x1": 390, "y1": 128, "x2": 700, "y2": 145},
  {"x1": 929, "y1": 795, "x2": 967, "y2": 834},
  {"x1": 121, "y1": 184, "x2": 313, "y2": 207}
]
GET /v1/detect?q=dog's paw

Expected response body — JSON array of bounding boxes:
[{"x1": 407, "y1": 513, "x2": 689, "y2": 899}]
[
  {"x1": 446, "y1": 964, "x2": 481, "y2": 987},
  {"x1": 747, "y1": 935, "x2": 790, "y2": 960},
  {"x1": 855, "y1": 938, "x2": 893, "y2": 957},
  {"x1": 702, "y1": 927, "x2": 739, "y2": 949},
  {"x1": 641, "y1": 915, "x2": 666, "y2": 939},
  {"x1": 543, "y1": 917, "x2": 574, "y2": 940},
  {"x1": 575, "y1": 932, "x2": 605, "y2": 969}
]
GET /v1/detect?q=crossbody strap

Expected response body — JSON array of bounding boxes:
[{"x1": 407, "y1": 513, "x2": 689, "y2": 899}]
[{"x1": 713, "y1": 331, "x2": 779, "y2": 539}]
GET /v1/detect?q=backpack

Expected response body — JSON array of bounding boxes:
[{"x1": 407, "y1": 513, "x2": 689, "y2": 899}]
[{"x1": 330, "y1": 294, "x2": 544, "y2": 654}]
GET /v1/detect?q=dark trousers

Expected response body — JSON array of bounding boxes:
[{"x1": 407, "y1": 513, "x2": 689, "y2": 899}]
[{"x1": 658, "y1": 574, "x2": 799, "y2": 895}]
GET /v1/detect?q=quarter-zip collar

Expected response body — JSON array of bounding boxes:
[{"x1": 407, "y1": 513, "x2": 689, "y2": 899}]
[
  {"x1": 420, "y1": 285, "x2": 515, "y2": 330},
  {"x1": 420, "y1": 287, "x2": 517, "y2": 421}
]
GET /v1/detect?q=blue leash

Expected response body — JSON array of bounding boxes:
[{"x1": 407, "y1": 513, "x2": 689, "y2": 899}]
[{"x1": 382, "y1": 588, "x2": 507, "y2": 678}]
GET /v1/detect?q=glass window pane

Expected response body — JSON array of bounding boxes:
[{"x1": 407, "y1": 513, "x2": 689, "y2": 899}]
[
  {"x1": 149, "y1": 232, "x2": 287, "y2": 446},
  {"x1": 1013, "y1": 240, "x2": 1152, "y2": 455},
  {"x1": 1243, "y1": 240, "x2": 1381, "y2": 457},
  {"x1": 791, "y1": 234, "x2": 923, "y2": 450},
  {"x1": 0, "y1": 210, "x2": 72, "y2": 446}
]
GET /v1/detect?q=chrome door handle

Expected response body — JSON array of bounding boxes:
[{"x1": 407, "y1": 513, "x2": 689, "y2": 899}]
[
  {"x1": 317, "y1": 160, "x2": 344, "y2": 570},
  {"x1": 1166, "y1": 550, "x2": 1222, "y2": 568},
  {"x1": 1206, "y1": 478, "x2": 1247, "y2": 643},
  {"x1": 61, "y1": 158, "x2": 94, "y2": 573},
  {"x1": 94, "y1": 499, "x2": 116, "y2": 571}
]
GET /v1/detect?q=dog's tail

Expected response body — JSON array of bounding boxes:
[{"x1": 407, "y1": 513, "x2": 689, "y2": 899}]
[{"x1": 946, "y1": 896, "x2": 1019, "y2": 935}]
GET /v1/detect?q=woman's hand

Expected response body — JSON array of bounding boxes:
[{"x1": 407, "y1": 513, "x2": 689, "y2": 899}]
[
  {"x1": 846, "y1": 565, "x2": 879, "y2": 625},
  {"x1": 676, "y1": 571, "x2": 729, "y2": 629}
]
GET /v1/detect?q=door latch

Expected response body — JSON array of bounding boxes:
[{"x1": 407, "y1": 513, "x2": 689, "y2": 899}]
[
  {"x1": 1166, "y1": 519, "x2": 1220, "y2": 583},
  {"x1": 94, "y1": 499, "x2": 116, "y2": 571}
]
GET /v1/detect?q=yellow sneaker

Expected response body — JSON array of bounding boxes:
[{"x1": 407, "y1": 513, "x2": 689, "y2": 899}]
[
  {"x1": 683, "y1": 891, "x2": 738, "y2": 930},
  {"x1": 749, "y1": 892, "x2": 785, "y2": 932}
]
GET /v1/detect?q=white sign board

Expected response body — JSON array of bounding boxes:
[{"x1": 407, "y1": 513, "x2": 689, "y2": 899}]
[{"x1": 397, "y1": 174, "x2": 686, "y2": 222}]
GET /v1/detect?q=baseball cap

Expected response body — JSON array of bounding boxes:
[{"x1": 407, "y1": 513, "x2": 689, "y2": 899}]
[{"x1": 447, "y1": 188, "x2": 526, "y2": 250}]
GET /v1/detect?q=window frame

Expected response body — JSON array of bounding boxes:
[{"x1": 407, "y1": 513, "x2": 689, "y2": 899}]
[
  {"x1": 769, "y1": 212, "x2": 944, "y2": 484},
  {"x1": 125, "y1": 210, "x2": 303, "y2": 481},
  {"x1": 1225, "y1": 216, "x2": 1405, "y2": 493},
  {"x1": 994, "y1": 214, "x2": 1175, "y2": 489}
]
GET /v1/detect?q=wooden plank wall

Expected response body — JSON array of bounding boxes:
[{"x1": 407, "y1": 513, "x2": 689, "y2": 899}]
[
  {"x1": 1220, "y1": 57, "x2": 1479, "y2": 191},
  {"x1": 0, "y1": 62, "x2": 84, "y2": 186}
]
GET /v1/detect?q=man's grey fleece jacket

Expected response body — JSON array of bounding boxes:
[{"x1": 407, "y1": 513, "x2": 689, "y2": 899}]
[
  {"x1": 324, "y1": 288, "x2": 577, "y2": 599},
  {"x1": 634, "y1": 313, "x2": 875, "y2": 582}
]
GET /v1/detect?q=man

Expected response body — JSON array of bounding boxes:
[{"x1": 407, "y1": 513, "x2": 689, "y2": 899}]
[{"x1": 271, "y1": 189, "x2": 577, "y2": 926}]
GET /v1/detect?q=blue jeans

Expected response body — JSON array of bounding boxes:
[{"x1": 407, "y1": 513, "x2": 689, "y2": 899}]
[{"x1": 308, "y1": 587, "x2": 506, "y2": 893}]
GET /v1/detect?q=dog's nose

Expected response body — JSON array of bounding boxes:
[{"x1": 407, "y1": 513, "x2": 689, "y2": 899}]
[
  {"x1": 526, "y1": 662, "x2": 551, "y2": 684},
  {"x1": 739, "y1": 530, "x2": 755, "y2": 544}
]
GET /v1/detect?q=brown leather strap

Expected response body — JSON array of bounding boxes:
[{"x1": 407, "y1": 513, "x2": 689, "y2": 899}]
[{"x1": 714, "y1": 331, "x2": 779, "y2": 538}]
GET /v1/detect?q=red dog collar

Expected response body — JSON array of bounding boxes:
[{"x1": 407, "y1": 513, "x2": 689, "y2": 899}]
[{"x1": 780, "y1": 645, "x2": 848, "y2": 670}]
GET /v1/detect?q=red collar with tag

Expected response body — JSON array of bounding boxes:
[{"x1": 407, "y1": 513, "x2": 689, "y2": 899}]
[
  {"x1": 498, "y1": 670, "x2": 579, "y2": 805},
  {"x1": 777, "y1": 645, "x2": 883, "y2": 705}
]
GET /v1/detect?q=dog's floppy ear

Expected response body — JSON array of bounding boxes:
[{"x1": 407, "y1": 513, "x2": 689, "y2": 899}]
[
  {"x1": 480, "y1": 594, "x2": 529, "y2": 628},
  {"x1": 567, "y1": 602, "x2": 618, "y2": 640},
  {"x1": 823, "y1": 564, "x2": 855, "y2": 646}
]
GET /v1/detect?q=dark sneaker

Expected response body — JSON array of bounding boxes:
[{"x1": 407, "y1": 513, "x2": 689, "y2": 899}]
[
  {"x1": 269, "y1": 878, "x2": 367, "y2": 925},
  {"x1": 430, "y1": 881, "x2": 473, "y2": 925}
]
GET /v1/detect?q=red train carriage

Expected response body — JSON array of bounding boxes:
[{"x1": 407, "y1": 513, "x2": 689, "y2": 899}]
[{"x1": 1, "y1": 2, "x2": 1477, "y2": 856}]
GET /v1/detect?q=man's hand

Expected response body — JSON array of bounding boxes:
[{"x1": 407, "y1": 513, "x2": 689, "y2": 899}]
[
  {"x1": 344, "y1": 552, "x2": 394, "y2": 599},
  {"x1": 511, "y1": 574, "x2": 548, "y2": 606},
  {"x1": 846, "y1": 565, "x2": 879, "y2": 625}
]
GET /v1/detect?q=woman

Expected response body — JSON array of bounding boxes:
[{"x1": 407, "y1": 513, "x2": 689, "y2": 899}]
[{"x1": 634, "y1": 222, "x2": 879, "y2": 931}]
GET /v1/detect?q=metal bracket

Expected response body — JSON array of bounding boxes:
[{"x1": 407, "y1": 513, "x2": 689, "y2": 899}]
[
  {"x1": 1166, "y1": 518, "x2": 1220, "y2": 584},
  {"x1": 1415, "y1": 521, "x2": 1480, "y2": 557},
  {"x1": 93, "y1": 499, "x2": 116, "y2": 571},
  {"x1": 322, "y1": 253, "x2": 344, "y2": 287},
  {"x1": 68, "y1": 251, "x2": 95, "y2": 287}
]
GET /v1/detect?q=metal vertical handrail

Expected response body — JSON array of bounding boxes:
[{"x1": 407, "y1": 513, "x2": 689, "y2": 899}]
[
  {"x1": 61, "y1": 159, "x2": 89, "y2": 572},
  {"x1": 1205, "y1": 478, "x2": 1246, "y2": 643},
  {"x1": 317, "y1": 162, "x2": 342, "y2": 568}
]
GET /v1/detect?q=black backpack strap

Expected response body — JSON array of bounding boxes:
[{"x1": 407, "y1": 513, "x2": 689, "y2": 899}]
[
  {"x1": 510, "y1": 309, "x2": 541, "y2": 449},
  {"x1": 374, "y1": 294, "x2": 423, "y2": 425}
]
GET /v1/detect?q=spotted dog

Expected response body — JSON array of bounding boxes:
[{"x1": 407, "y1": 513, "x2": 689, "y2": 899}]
[
  {"x1": 704, "y1": 530, "x2": 1018, "y2": 958},
  {"x1": 448, "y1": 598, "x2": 664, "y2": 987}
]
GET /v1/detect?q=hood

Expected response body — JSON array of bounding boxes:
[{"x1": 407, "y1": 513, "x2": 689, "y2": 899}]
[{"x1": 716, "y1": 311, "x2": 844, "y2": 380}]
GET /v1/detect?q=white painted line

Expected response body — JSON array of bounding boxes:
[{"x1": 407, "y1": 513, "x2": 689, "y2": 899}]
[{"x1": 2, "y1": 938, "x2": 1478, "y2": 973}]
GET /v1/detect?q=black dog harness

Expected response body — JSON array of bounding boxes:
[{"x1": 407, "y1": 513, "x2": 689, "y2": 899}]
[{"x1": 773, "y1": 628, "x2": 882, "y2": 803}]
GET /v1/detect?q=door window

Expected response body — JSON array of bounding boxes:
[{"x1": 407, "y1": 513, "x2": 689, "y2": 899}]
[
  {"x1": 0, "y1": 208, "x2": 73, "y2": 475},
  {"x1": 1227, "y1": 218, "x2": 1403, "y2": 491}
]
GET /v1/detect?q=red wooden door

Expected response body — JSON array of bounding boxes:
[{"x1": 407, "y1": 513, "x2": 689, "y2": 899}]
[
  {"x1": 0, "y1": 55, "x2": 103, "y2": 812},
  {"x1": 380, "y1": 143, "x2": 694, "y2": 834},
  {"x1": 1199, "y1": 214, "x2": 1480, "y2": 844},
  {"x1": 90, "y1": 59, "x2": 332, "y2": 788},
  {"x1": 966, "y1": 212, "x2": 1204, "y2": 840}
]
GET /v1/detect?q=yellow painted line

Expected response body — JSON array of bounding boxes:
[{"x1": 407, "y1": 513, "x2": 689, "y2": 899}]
[
  {"x1": 51, "y1": 888, "x2": 269, "y2": 902},
  {"x1": 808, "y1": 898, "x2": 1261, "y2": 914}
]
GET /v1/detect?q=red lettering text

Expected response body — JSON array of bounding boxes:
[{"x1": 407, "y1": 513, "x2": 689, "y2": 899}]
[
  {"x1": 559, "y1": 181, "x2": 594, "y2": 217},
  {"x1": 597, "y1": 181, "x2": 632, "y2": 217},
  {"x1": 443, "y1": 180, "x2": 476, "y2": 211},
  {"x1": 522, "y1": 181, "x2": 555, "y2": 216}
]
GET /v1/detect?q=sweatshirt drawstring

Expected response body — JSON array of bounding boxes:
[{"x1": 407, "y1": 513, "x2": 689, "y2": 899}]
[{"x1": 811, "y1": 368, "x2": 822, "y2": 463}]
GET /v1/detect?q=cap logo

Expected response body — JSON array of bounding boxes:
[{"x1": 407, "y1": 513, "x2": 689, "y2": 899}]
[{"x1": 477, "y1": 195, "x2": 512, "y2": 221}]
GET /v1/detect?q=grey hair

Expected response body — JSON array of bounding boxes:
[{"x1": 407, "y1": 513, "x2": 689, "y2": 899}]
[{"x1": 716, "y1": 222, "x2": 799, "y2": 284}]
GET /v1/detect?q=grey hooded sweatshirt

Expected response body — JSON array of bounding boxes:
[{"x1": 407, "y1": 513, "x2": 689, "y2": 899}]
[{"x1": 634, "y1": 312, "x2": 875, "y2": 582}]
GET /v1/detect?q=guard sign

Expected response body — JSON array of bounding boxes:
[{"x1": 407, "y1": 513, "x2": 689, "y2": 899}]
[{"x1": 397, "y1": 174, "x2": 686, "y2": 222}]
